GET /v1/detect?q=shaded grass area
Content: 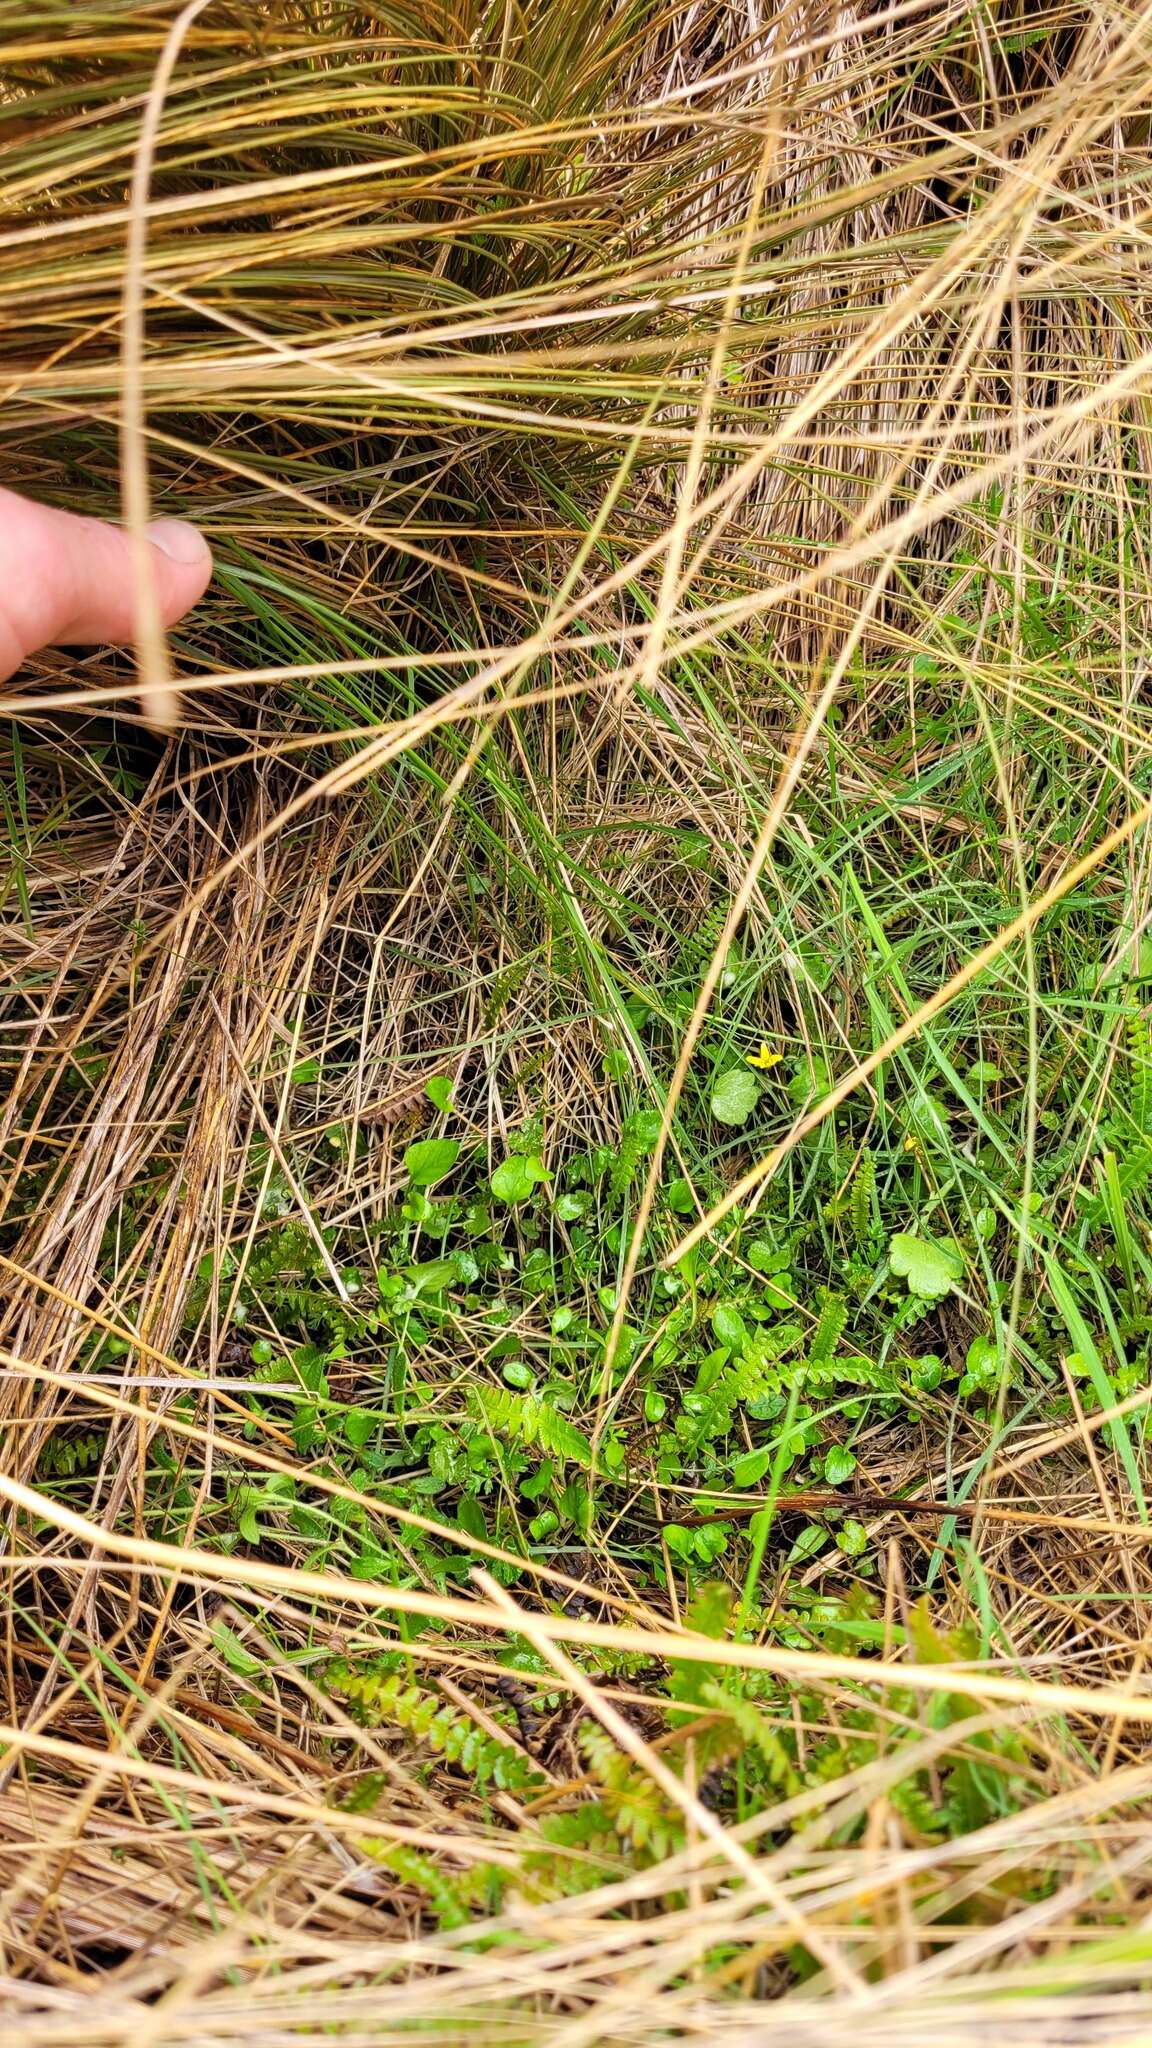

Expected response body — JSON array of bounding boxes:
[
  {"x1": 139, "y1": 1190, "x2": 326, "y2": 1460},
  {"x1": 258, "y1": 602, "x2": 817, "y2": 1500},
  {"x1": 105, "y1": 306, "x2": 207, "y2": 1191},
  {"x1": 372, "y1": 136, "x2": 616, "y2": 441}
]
[{"x1": 4, "y1": 0, "x2": 1152, "y2": 2038}]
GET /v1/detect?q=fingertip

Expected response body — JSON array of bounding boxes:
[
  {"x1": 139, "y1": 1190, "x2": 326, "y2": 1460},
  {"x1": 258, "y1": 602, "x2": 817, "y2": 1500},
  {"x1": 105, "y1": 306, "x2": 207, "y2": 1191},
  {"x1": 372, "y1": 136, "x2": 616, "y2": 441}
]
[
  {"x1": 146, "y1": 518, "x2": 211, "y2": 570},
  {"x1": 0, "y1": 489, "x2": 214, "y2": 682},
  {"x1": 145, "y1": 518, "x2": 213, "y2": 624}
]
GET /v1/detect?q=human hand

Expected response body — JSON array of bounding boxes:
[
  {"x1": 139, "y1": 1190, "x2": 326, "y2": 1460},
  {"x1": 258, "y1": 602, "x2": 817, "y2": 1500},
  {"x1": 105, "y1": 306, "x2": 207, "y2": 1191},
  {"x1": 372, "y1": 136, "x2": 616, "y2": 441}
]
[{"x1": 0, "y1": 486, "x2": 212, "y2": 686}]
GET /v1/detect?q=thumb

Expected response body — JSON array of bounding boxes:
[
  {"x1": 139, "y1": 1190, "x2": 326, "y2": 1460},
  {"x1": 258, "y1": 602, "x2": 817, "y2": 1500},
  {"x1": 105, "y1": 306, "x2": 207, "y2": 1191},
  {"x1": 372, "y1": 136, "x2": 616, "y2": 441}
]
[{"x1": 0, "y1": 486, "x2": 213, "y2": 683}]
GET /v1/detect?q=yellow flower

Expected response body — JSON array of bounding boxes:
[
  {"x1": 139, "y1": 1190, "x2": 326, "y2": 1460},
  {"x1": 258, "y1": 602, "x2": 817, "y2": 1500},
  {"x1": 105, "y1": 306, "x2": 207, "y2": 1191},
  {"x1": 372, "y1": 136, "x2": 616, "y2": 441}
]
[{"x1": 747, "y1": 1041, "x2": 782, "y2": 1071}]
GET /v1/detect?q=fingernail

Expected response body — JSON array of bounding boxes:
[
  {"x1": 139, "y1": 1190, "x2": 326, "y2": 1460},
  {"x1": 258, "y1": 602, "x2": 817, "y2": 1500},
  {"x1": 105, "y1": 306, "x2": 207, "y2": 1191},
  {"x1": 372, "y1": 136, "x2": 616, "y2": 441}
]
[{"x1": 145, "y1": 518, "x2": 210, "y2": 567}]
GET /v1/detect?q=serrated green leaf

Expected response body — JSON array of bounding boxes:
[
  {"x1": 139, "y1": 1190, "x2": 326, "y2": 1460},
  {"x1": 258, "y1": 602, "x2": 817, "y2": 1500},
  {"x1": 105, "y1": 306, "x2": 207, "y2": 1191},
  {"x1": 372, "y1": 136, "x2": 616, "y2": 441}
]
[
  {"x1": 889, "y1": 1232, "x2": 964, "y2": 1298},
  {"x1": 836, "y1": 1518, "x2": 868, "y2": 1557}
]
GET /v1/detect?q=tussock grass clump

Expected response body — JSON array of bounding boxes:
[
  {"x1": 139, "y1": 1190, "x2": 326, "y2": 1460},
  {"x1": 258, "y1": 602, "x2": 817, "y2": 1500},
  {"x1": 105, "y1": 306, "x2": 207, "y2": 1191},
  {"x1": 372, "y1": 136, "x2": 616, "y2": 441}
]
[{"x1": 4, "y1": 0, "x2": 1152, "y2": 2040}]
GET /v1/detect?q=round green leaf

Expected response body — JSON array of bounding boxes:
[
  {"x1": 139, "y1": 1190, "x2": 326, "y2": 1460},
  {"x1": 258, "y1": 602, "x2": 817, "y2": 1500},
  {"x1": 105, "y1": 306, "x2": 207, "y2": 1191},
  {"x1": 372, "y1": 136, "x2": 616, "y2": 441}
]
[
  {"x1": 711, "y1": 1068, "x2": 761, "y2": 1126},
  {"x1": 961, "y1": 1335, "x2": 999, "y2": 1396}
]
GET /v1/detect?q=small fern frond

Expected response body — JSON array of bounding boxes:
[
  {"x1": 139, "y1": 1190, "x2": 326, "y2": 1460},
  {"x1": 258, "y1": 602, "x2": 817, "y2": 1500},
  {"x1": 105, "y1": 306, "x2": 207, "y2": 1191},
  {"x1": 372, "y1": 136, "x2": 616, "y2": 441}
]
[
  {"x1": 578, "y1": 1722, "x2": 684, "y2": 1859},
  {"x1": 359, "y1": 1841, "x2": 503, "y2": 1929},
  {"x1": 469, "y1": 1385, "x2": 592, "y2": 1466},
  {"x1": 1129, "y1": 1010, "x2": 1152, "y2": 1136},
  {"x1": 807, "y1": 1291, "x2": 848, "y2": 1367},
  {"x1": 700, "y1": 1681, "x2": 802, "y2": 1797},
  {"x1": 323, "y1": 1663, "x2": 545, "y2": 1794},
  {"x1": 37, "y1": 1429, "x2": 105, "y2": 1479},
  {"x1": 850, "y1": 1151, "x2": 877, "y2": 1246}
]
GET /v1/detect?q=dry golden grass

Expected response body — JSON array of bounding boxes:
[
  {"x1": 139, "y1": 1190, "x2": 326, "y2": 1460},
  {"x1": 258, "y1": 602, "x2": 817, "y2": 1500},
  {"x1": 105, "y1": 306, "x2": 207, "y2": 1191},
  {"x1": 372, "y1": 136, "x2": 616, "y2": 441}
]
[{"x1": 5, "y1": 0, "x2": 1152, "y2": 2039}]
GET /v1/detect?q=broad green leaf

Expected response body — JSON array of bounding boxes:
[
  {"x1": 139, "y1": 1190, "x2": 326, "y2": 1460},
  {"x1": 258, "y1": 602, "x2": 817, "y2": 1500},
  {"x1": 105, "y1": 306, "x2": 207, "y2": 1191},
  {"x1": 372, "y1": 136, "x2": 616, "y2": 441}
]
[
  {"x1": 405, "y1": 1257, "x2": 457, "y2": 1295},
  {"x1": 712, "y1": 1300, "x2": 747, "y2": 1352},
  {"x1": 967, "y1": 1060, "x2": 1001, "y2": 1088},
  {"x1": 404, "y1": 1137, "x2": 460, "y2": 1186},
  {"x1": 788, "y1": 1054, "x2": 830, "y2": 1104},
  {"x1": 342, "y1": 1407, "x2": 375, "y2": 1448},
  {"x1": 787, "y1": 1523, "x2": 828, "y2": 1563},
  {"x1": 905, "y1": 1093, "x2": 950, "y2": 1145},
  {"x1": 747, "y1": 1237, "x2": 790, "y2": 1274},
  {"x1": 910, "y1": 1352, "x2": 945, "y2": 1392},
  {"x1": 823, "y1": 1445, "x2": 857, "y2": 1485},
  {"x1": 212, "y1": 1621, "x2": 264, "y2": 1677},
  {"x1": 711, "y1": 1068, "x2": 760, "y2": 1126},
  {"x1": 457, "y1": 1495, "x2": 488, "y2": 1541},
  {"x1": 424, "y1": 1074, "x2": 454, "y2": 1112},
  {"x1": 960, "y1": 1336, "x2": 999, "y2": 1396},
  {"x1": 732, "y1": 1443, "x2": 773, "y2": 1487},
  {"x1": 889, "y1": 1231, "x2": 964, "y2": 1298},
  {"x1": 623, "y1": 1109, "x2": 664, "y2": 1150},
  {"x1": 491, "y1": 1153, "x2": 550, "y2": 1204}
]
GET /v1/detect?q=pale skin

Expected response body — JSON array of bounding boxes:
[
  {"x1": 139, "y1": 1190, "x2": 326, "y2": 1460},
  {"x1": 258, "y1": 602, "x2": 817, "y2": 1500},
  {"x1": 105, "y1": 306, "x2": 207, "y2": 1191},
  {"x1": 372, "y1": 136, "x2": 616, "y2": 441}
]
[{"x1": 0, "y1": 487, "x2": 212, "y2": 684}]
